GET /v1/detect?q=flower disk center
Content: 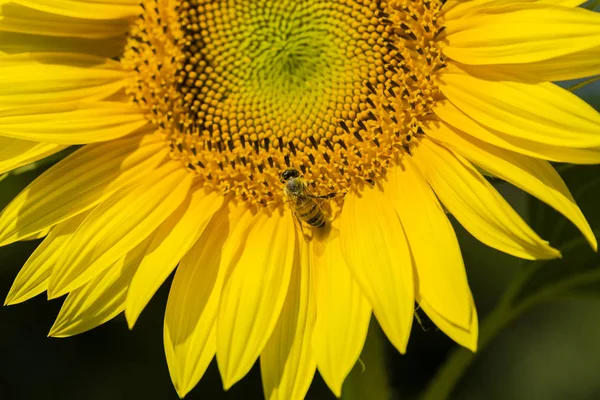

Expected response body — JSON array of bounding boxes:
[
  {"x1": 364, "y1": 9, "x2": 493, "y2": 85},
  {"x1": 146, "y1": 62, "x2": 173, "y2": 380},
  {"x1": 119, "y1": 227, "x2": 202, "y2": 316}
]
[{"x1": 123, "y1": 0, "x2": 446, "y2": 208}]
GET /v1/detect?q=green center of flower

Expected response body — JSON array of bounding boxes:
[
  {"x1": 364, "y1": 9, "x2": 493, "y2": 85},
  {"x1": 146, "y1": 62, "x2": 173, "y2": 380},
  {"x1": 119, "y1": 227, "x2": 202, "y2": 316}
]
[{"x1": 122, "y1": 0, "x2": 445, "y2": 208}]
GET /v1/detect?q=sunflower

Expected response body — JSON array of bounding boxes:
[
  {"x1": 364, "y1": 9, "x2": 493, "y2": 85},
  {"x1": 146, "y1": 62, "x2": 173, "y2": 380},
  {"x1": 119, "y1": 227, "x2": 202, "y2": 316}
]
[{"x1": 1, "y1": 0, "x2": 600, "y2": 397}]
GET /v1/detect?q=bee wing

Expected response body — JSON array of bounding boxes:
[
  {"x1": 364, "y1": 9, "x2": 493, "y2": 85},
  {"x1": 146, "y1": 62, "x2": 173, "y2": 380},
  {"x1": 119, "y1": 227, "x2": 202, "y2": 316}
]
[
  {"x1": 284, "y1": 189, "x2": 311, "y2": 242},
  {"x1": 303, "y1": 185, "x2": 325, "y2": 208}
]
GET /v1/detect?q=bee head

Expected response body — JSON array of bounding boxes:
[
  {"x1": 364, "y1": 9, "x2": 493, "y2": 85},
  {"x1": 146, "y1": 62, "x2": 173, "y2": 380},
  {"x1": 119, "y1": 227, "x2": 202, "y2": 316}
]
[{"x1": 280, "y1": 168, "x2": 300, "y2": 183}]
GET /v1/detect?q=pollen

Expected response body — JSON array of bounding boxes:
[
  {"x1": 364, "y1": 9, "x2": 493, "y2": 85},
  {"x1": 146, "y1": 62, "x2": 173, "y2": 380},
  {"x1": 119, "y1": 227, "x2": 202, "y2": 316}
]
[{"x1": 122, "y1": 0, "x2": 446, "y2": 208}]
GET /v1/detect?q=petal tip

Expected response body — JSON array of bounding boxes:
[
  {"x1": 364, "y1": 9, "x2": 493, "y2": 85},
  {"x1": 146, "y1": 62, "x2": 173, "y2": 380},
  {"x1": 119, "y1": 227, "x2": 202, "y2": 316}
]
[
  {"x1": 3, "y1": 292, "x2": 17, "y2": 306},
  {"x1": 125, "y1": 308, "x2": 138, "y2": 330}
]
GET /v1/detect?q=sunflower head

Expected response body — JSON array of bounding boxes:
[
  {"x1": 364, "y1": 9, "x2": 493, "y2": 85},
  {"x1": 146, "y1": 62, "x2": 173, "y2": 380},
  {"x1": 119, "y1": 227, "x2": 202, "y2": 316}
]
[
  {"x1": 1, "y1": 0, "x2": 600, "y2": 399},
  {"x1": 122, "y1": 0, "x2": 445, "y2": 213}
]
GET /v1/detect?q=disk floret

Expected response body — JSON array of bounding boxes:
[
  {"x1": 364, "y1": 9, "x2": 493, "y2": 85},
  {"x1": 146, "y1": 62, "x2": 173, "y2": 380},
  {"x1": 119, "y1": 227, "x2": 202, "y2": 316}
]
[{"x1": 122, "y1": 0, "x2": 445, "y2": 207}]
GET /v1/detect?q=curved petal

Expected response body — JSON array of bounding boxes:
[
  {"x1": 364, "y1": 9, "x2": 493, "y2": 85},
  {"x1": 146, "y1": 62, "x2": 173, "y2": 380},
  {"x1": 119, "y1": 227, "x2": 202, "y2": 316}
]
[
  {"x1": 163, "y1": 204, "x2": 238, "y2": 398},
  {"x1": 414, "y1": 139, "x2": 560, "y2": 260},
  {"x1": 443, "y1": 0, "x2": 587, "y2": 22},
  {"x1": 419, "y1": 292, "x2": 478, "y2": 352},
  {"x1": 474, "y1": 45, "x2": 600, "y2": 83},
  {"x1": 387, "y1": 158, "x2": 471, "y2": 331},
  {"x1": 0, "y1": 134, "x2": 167, "y2": 246},
  {"x1": 0, "y1": 2, "x2": 132, "y2": 39},
  {"x1": 434, "y1": 99, "x2": 600, "y2": 164},
  {"x1": 11, "y1": 0, "x2": 140, "y2": 20},
  {"x1": 0, "y1": 102, "x2": 148, "y2": 144},
  {"x1": 0, "y1": 31, "x2": 126, "y2": 57},
  {"x1": 261, "y1": 239, "x2": 317, "y2": 400},
  {"x1": 217, "y1": 209, "x2": 296, "y2": 389},
  {"x1": 339, "y1": 185, "x2": 414, "y2": 354},
  {"x1": 125, "y1": 188, "x2": 224, "y2": 328},
  {"x1": 47, "y1": 162, "x2": 193, "y2": 298},
  {"x1": 4, "y1": 212, "x2": 88, "y2": 305},
  {"x1": 439, "y1": 67, "x2": 600, "y2": 148},
  {"x1": 0, "y1": 136, "x2": 66, "y2": 175},
  {"x1": 48, "y1": 234, "x2": 152, "y2": 337},
  {"x1": 426, "y1": 122, "x2": 597, "y2": 251},
  {"x1": 444, "y1": 4, "x2": 600, "y2": 65},
  {"x1": 311, "y1": 232, "x2": 371, "y2": 397},
  {"x1": 0, "y1": 53, "x2": 126, "y2": 107}
]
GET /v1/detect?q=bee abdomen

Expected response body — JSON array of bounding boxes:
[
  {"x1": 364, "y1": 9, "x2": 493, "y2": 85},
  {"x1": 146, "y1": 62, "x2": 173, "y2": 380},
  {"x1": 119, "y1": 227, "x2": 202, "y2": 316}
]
[
  {"x1": 306, "y1": 212, "x2": 326, "y2": 227},
  {"x1": 298, "y1": 201, "x2": 325, "y2": 227}
]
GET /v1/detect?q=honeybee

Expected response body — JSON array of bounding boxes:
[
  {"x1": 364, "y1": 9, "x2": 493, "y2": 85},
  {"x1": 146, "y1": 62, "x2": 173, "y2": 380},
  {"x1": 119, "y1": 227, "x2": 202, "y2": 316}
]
[{"x1": 280, "y1": 168, "x2": 335, "y2": 237}]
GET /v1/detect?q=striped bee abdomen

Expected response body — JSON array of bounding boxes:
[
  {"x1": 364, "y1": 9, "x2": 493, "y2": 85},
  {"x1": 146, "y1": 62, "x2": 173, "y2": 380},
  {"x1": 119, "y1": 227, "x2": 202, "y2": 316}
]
[{"x1": 296, "y1": 197, "x2": 326, "y2": 228}]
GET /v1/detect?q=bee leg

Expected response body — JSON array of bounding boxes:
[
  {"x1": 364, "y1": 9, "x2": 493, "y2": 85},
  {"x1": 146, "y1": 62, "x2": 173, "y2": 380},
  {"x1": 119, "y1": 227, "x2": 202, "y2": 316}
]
[
  {"x1": 311, "y1": 192, "x2": 336, "y2": 199},
  {"x1": 295, "y1": 215, "x2": 311, "y2": 242}
]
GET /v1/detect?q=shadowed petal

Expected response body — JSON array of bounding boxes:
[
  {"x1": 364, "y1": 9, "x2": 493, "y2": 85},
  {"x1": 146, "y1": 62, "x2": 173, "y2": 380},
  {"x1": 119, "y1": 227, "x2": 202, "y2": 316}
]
[
  {"x1": 261, "y1": 238, "x2": 317, "y2": 400},
  {"x1": 339, "y1": 186, "x2": 414, "y2": 354},
  {"x1": 217, "y1": 209, "x2": 296, "y2": 389}
]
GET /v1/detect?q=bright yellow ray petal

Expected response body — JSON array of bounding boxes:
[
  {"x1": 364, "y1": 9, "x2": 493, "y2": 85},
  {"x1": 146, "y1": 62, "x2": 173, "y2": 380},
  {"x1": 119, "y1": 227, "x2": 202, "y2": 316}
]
[
  {"x1": 0, "y1": 136, "x2": 66, "y2": 175},
  {"x1": 125, "y1": 188, "x2": 224, "y2": 328},
  {"x1": 439, "y1": 66, "x2": 600, "y2": 148},
  {"x1": 0, "y1": 53, "x2": 126, "y2": 107},
  {"x1": 217, "y1": 210, "x2": 296, "y2": 390},
  {"x1": 0, "y1": 30, "x2": 126, "y2": 57},
  {"x1": 0, "y1": 2, "x2": 132, "y2": 39},
  {"x1": 0, "y1": 102, "x2": 147, "y2": 144},
  {"x1": 388, "y1": 158, "x2": 471, "y2": 331},
  {"x1": 414, "y1": 139, "x2": 559, "y2": 260},
  {"x1": 419, "y1": 292, "x2": 479, "y2": 352},
  {"x1": 48, "y1": 234, "x2": 152, "y2": 337},
  {"x1": 47, "y1": 162, "x2": 193, "y2": 298},
  {"x1": 311, "y1": 232, "x2": 371, "y2": 397},
  {"x1": 0, "y1": 134, "x2": 167, "y2": 246},
  {"x1": 426, "y1": 122, "x2": 597, "y2": 251},
  {"x1": 476, "y1": 45, "x2": 600, "y2": 82},
  {"x1": 11, "y1": 0, "x2": 140, "y2": 20},
  {"x1": 444, "y1": 4, "x2": 600, "y2": 65},
  {"x1": 434, "y1": 100, "x2": 600, "y2": 165},
  {"x1": 4, "y1": 212, "x2": 88, "y2": 305},
  {"x1": 339, "y1": 186, "x2": 414, "y2": 354},
  {"x1": 20, "y1": 226, "x2": 50, "y2": 241},
  {"x1": 163, "y1": 204, "x2": 237, "y2": 399},
  {"x1": 261, "y1": 239, "x2": 317, "y2": 400},
  {"x1": 443, "y1": 0, "x2": 587, "y2": 22}
]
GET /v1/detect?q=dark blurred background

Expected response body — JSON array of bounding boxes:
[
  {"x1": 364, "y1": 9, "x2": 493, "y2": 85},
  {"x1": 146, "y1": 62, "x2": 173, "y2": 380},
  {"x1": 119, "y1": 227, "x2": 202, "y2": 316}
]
[{"x1": 0, "y1": 58, "x2": 599, "y2": 400}]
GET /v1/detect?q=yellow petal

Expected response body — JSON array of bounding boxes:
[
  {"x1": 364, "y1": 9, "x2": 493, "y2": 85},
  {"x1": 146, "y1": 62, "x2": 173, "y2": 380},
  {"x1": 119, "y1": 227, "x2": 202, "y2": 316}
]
[
  {"x1": 0, "y1": 134, "x2": 167, "y2": 245},
  {"x1": 48, "y1": 162, "x2": 193, "y2": 298},
  {"x1": 4, "y1": 212, "x2": 88, "y2": 305},
  {"x1": 0, "y1": 53, "x2": 125, "y2": 107},
  {"x1": 261, "y1": 239, "x2": 317, "y2": 400},
  {"x1": 443, "y1": 0, "x2": 587, "y2": 23},
  {"x1": 163, "y1": 204, "x2": 237, "y2": 398},
  {"x1": 479, "y1": 45, "x2": 600, "y2": 82},
  {"x1": 426, "y1": 122, "x2": 597, "y2": 251},
  {"x1": 11, "y1": 0, "x2": 140, "y2": 20},
  {"x1": 439, "y1": 67, "x2": 600, "y2": 148},
  {"x1": 20, "y1": 226, "x2": 50, "y2": 241},
  {"x1": 0, "y1": 136, "x2": 66, "y2": 175},
  {"x1": 0, "y1": 2, "x2": 132, "y2": 39},
  {"x1": 311, "y1": 232, "x2": 371, "y2": 397},
  {"x1": 415, "y1": 139, "x2": 559, "y2": 260},
  {"x1": 0, "y1": 102, "x2": 147, "y2": 144},
  {"x1": 125, "y1": 188, "x2": 224, "y2": 328},
  {"x1": 339, "y1": 186, "x2": 414, "y2": 354},
  {"x1": 0, "y1": 31, "x2": 125, "y2": 57},
  {"x1": 419, "y1": 292, "x2": 479, "y2": 352},
  {"x1": 388, "y1": 159, "x2": 471, "y2": 330},
  {"x1": 434, "y1": 99, "x2": 600, "y2": 164},
  {"x1": 217, "y1": 210, "x2": 296, "y2": 389},
  {"x1": 48, "y1": 235, "x2": 151, "y2": 337},
  {"x1": 444, "y1": 4, "x2": 600, "y2": 65}
]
